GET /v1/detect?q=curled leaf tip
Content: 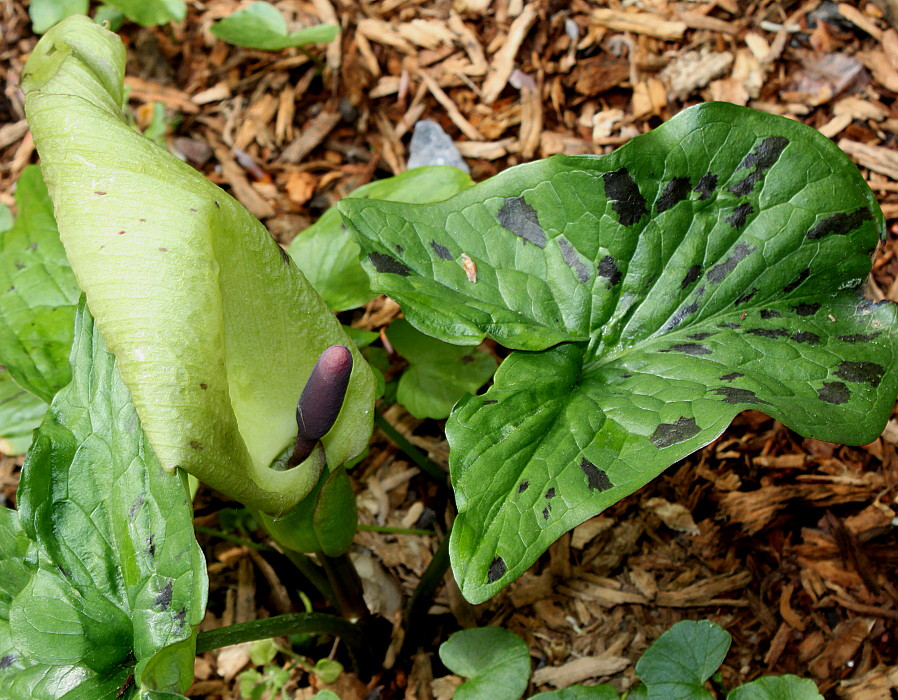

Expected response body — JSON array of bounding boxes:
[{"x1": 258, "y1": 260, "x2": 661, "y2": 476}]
[{"x1": 293, "y1": 345, "x2": 353, "y2": 463}]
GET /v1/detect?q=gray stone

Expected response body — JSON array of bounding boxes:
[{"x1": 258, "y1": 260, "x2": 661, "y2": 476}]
[{"x1": 406, "y1": 119, "x2": 470, "y2": 173}]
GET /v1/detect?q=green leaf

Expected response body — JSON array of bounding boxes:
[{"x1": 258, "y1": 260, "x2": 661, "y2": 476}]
[
  {"x1": 289, "y1": 166, "x2": 474, "y2": 312},
  {"x1": 728, "y1": 675, "x2": 823, "y2": 700},
  {"x1": 101, "y1": 0, "x2": 185, "y2": 26},
  {"x1": 388, "y1": 318, "x2": 497, "y2": 419},
  {"x1": 0, "y1": 366, "x2": 47, "y2": 455},
  {"x1": 29, "y1": 0, "x2": 89, "y2": 34},
  {"x1": 439, "y1": 627, "x2": 530, "y2": 700},
  {"x1": 0, "y1": 204, "x2": 12, "y2": 233},
  {"x1": 23, "y1": 17, "x2": 375, "y2": 515},
  {"x1": 531, "y1": 686, "x2": 620, "y2": 699},
  {"x1": 93, "y1": 4, "x2": 125, "y2": 31},
  {"x1": 210, "y1": 2, "x2": 338, "y2": 51},
  {"x1": 0, "y1": 302, "x2": 207, "y2": 698},
  {"x1": 340, "y1": 102, "x2": 898, "y2": 602},
  {"x1": 0, "y1": 165, "x2": 79, "y2": 403},
  {"x1": 313, "y1": 691, "x2": 342, "y2": 700},
  {"x1": 634, "y1": 620, "x2": 730, "y2": 700},
  {"x1": 313, "y1": 658, "x2": 343, "y2": 684}
]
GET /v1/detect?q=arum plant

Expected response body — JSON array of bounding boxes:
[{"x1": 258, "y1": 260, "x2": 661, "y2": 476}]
[
  {"x1": 22, "y1": 16, "x2": 376, "y2": 517},
  {"x1": 340, "y1": 102, "x2": 898, "y2": 603}
]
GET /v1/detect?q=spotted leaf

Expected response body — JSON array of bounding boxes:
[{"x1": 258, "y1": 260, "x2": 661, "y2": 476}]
[
  {"x1": 340, "y1": 102, "x2": 898, "y2": 603},
  {"x1": 0, "y1": 302, "x2": 206, "y2": 698}
]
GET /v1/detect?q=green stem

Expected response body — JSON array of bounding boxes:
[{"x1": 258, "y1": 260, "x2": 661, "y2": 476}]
[
  {"x1": 280, "y1": 547, "x2": 337, "y2": 607},
  {"x1": 194, "y1": 526, "x2": 275, "y2": 552},
  {"x1": 318, "y1": 552, "x2": 370, "y2": 622},
  {"x1": 195, "y1": 612, "x2": 362, "y2": 655},
  {"x1": 373, "y1": 409, "x2": 446, "y2": 483},
  {"x1": 401, "y1": 528, "x2": 451, "y2": 656},
  {"x1": 357, "y1": 523, "x2": 434, "y2": 536}
]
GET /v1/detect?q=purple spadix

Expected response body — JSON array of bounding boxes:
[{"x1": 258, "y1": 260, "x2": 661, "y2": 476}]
[{"x1": 290, "y1": 345, "x2": 353, "y2": 465}]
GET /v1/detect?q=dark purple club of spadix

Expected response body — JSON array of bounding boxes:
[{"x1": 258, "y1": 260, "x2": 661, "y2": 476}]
[{"x1": 290, "y1": 345, "x2": 353, "y2": 465}]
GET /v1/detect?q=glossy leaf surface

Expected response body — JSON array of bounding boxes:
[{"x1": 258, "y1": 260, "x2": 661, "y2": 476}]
[
  {"x1": 438, "y1": 627, "x2": 530, "y2": 700},
  {"x1": 635, "y1": 620, "x2": 730, "y2": 700},
  {"x1": 211, "y1": 2, "x2": 337, "y2": 51},
  {"x1": 340, "y1": 102, "x2": 898, "y2": 602},
  {"x1": 531, "y1": 686, "x2": 620, "y2": 699},
  {"x1": 388, "y1": 318, "x2": 497, "y2": 419},
  {"x1": 0, "y1": 303, "x2": 206, "y2": 698},
  {"x1": 23, "y1": 17, "x2": 375, "y2": 515},
  {"x1": 289, "y1": 166, "x2": 473, "y2": 312},
  {"x1": 0, "y1": 165, "x2": 79, "y2": 403}
]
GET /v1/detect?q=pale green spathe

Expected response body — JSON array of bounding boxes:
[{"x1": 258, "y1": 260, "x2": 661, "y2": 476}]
[{"x1": 23, "y1": 16, "x2": 375, "y2": 515}]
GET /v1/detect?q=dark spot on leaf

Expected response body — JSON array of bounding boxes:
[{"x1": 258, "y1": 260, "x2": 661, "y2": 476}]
[
  {"x1": 656, "y1": 176, "x2": 691, "y2": 213},
  {"x1": 369, "y1": 252, "x2": 412, "y2": 276},
  {"x1": 734, "y1": 288, "x2": 758, "y2": 306},
  {"x1": 159, "y1": 247, "x2": 168, "y2": 252},
  {"x1": 746, "y1": 328, "x2": 789, "y2": 338},
  {"x1": 707, "y1": 243, "x2": 755, "y2": 283},
  {"x1": 580, "y1": 458, "x2": 613, "y2": 491},
  {"x1": 497, "y1": 196, "x2": 547, "y2": 248},
  {"x1": 14, "y1": 262, "x2": 24, "y2": 270},
  {"x1": 725, "y1": 202, "x2": 754, "y2": 228},
  {"x1": 651, "y1": 417, "x2": 701, "y2": 448},
  {"x1": 129, "y1": 496, "x2": 145, "y2": 520},
  {"x1": 660, "y1": 343, "x2": 712, "y2": 356},
  {"x1": 146, "y1": 535, "x2": 155, "y2": 557},
  {"x1": 791, "y1": 331, "x2": 821, "y2": 344},
  {"x1": 189, "y1": 207, "x2": 198, "y2": 213},
  {"x1": 155, "y1": 581, "x2": 173, "y2": 611},
  {"x1": 117, "y1": 230, "x2": 126, "y2": 235},
  {"x1": 487, "y1": 557, "x2": 506, "y2": 583},
  {"x1": 395, "y1": 244, "x2": 404, "y2": 254},
  {"x1": 783, "y1": 268, "x2": 810, "y2": 293},
  {"x1": 792, "y1": 302, "x2": 820, "y2": 316},
  {"x1": 760, "y1": 310, "x2": 781, "y2": 319},
  {"x1": 597, "y1": 256, "x2": 621, "y2": 286},
  {"x1": 542, "y1": 506, "x2": 550, "y2": 520},
  {"x1": 838, "y1": 332, "x2": 881, "y2": 343},
  {"x1": 818, "y1": 381, "x2": 850, "y2": 404},
  {"x1": 713, "y1": 387, "x2": 770, "y2": 405},
  {"x1": 603, "y1": 168, "x2": 647, "y2": 226},
  {"x1": 720, "y1": 372, "x2": 744, "y2": 380},
  {"x1": 189, "y1": 440, "x2": 203, "y2": 450},
  {"x1": 200, "y1": 383, "x2": 207, "y2": 390},
  {"x1": 663, "y1": 301, "x2": 699, "y2": 331},
  {"x1": 545, "y1": 488, "x2": 556, "y2": 499},
  {"x1": 214, "y1": 201, "x2": 221, "y2": 209},
  {"x1": 729, "y1": 136, "x2": 788, "y2": 196},
  {"x1": 834, "y1": 361, "x2": 884, "y2": 388},
  {"x1": 557, "y1": 238, "x2": 591, "y2": 283},
  {"x1": 806, "y1": 207, "x2": 873, "y2": 240},
  {"x1": 687, "y1": 332, "x2": 713, "y2": 340},
  {"x1": 693, "y1": 172, "x2": 718, "y2": 200},
  {"x1": 430, "y1": 240, "x2": 452, "y2": 260},
  {"x1": 461, "y1": 355, "x2": 475, "y2": 364},
  {"x1": 0, "y1": 654, "x2": 15, "y2": 670},
  {"x1": 173, "y1": 608, "x2": 187, "y2": 634},
  {"x1": 518, "y1": 480, "x2": 529, "y2": 493},
  {"x1": 681, "y1": 265, "x2": 702, "y2": 289},
  {"x1": 719, "y1": 322, "x2": 741, "y2": 329},
  {"x1": 621, "y1": 373, "x2": 632, "y2": 379},
  {"x1": 484, "y1": 400, "x2": 498, "y2": 405},
  {"x1": 94, "y1": 191, "x2": 107, "y2": 196}
]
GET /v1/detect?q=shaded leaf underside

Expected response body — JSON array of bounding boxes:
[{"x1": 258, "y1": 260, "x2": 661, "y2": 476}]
[{"x1": 341, "y1": 102, "x2": 898, "y2": 603}]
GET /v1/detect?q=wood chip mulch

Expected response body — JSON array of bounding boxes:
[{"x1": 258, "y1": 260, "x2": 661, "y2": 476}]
[{"x1": 2, "y1": 1, "x2": 898, "y2": 698}]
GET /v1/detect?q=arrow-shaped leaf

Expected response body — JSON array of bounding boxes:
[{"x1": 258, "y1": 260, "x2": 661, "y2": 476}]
[{"x1": 340, "y1": 102, "x2": 898, "y2": 603}]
